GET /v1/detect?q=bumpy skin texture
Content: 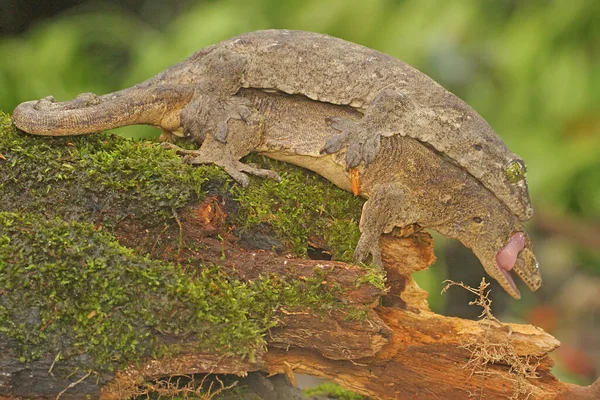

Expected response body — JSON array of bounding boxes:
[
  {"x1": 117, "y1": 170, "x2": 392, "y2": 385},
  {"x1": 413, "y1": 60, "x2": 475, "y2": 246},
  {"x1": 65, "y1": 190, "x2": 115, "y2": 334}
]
[
  {"x1": 12, "y1": 29, "x2": 532, "y2": 221},
  {"x1": 164, "y1": 89, "x2": 542, "y2": 299},
  {"x1": 12, "y1": 85, "x2": 194, "y2": 136}
]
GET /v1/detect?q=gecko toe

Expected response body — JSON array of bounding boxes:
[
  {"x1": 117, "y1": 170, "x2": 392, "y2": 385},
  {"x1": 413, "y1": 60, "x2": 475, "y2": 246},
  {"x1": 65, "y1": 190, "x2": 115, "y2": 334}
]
[
  {"x1": 327, "y1": 116, "x2": 356, "y2": 132},
  {"x1": 182, "y1": 94, "x2": 257, "y2": 144},
  {"x1": 362, "y1": 136, "x2": 381, "y2": 165},
  {"x1": 218, "y1": 164, "x2": 251, "y2": 187},
  {"x1": 345, "y1": 142, "x2": 363, "y2": 169},
  {"x1": 234, "y1": 104, "x2": 252, "y2": 121},
  {"x1": 352, "y1": 248, "x2": 368, "y2": 265},
  {"x1": 238, "y1": 163, "x2": 281, "y2": 182},
  {"x1": 324, "y1": 115, "x2": 383, "y2": 167},
  {"x1": 320, "y1": 133, "x2": 348, "y2": 154},
  {"x1": 215, "y1": 120, "x2": 230, "y2": 142},
  {"x1": 353, "y1": 243, "x2": 383, "y2": 269}
]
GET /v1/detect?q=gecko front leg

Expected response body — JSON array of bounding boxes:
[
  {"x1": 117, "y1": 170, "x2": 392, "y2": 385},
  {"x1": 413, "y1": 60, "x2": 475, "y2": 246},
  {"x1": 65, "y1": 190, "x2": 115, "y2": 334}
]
[
  {"x1": 321, "y1": 89, "x2": 413, "y2": 168},
  {"x1": 354, "y1": 182, "x2": 419, "y2": 269}
]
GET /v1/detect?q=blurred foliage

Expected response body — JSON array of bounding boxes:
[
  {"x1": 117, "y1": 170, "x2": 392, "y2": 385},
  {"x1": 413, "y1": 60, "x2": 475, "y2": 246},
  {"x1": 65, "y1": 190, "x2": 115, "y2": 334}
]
[{"x1": 0, "y1": 0, "x2": 598, "y2": 384}]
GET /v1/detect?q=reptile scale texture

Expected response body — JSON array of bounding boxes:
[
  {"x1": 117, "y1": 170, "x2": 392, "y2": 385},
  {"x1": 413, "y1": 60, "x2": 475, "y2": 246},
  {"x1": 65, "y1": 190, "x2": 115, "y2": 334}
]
[{"x1": 11, "y1": 29, "x2": 542, "y2": 298}]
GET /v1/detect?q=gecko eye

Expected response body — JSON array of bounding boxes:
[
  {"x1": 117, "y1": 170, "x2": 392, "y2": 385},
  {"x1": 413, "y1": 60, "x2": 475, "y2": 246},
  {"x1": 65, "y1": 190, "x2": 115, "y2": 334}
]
[
  {"x1": 473, "y1": 144, "x2": 482, "y2": 151},
  {"x1": 505, "y1": 160, "x2": 526, "y2": 184},
  {"x1": 473, "y1": 217, "x2": 483, "y2": 223}
]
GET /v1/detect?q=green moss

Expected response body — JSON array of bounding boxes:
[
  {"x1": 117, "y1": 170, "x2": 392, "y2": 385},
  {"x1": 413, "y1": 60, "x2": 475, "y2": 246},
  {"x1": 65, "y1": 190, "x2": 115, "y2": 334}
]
[
  {"x1": 0, "y1": 111, "x2": 383, "y2": 375},
  {"x1": 0, "y1": 212, "x2": 344, "y2": 369},
  {"x1": 355, "y1": 263, "x2": 387, "y2": 291},
  {"x1": 233, "y1": 154, "x2": 364, "y2": 261},
  {"x1": 0, "y1": 112, "x2": 364, "y2": 263},
  {"x1": 0, "y1": 112, "x2": 216, "y2": 226},
  {"x1": 304, "y1": 382, "x2": 366, "y2": 399}
]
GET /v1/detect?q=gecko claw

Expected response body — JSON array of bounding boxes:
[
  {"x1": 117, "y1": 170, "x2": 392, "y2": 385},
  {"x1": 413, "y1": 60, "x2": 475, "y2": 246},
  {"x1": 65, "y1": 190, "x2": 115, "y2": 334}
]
[
  {"x1": 345, "y1": 142, "x2": 363, "y2": 169},
  {"x1": 320, "y1": 133, "x2": 347, "y2": 154},
  {"x1": 322, "y1": 116, "x2": 381, "y2": 168},
  {"x1": 353, "y1": 235, "x2": 383, "y2": 269},
  {"x1": 214, "y1": 98, "x2": 255, "y2": 142}
]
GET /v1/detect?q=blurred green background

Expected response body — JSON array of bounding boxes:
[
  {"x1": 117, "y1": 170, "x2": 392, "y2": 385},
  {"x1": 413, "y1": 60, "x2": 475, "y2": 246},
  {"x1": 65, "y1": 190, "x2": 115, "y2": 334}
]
[{"x1": 1, "y1": 0, "x2": 598, "y2": 386}]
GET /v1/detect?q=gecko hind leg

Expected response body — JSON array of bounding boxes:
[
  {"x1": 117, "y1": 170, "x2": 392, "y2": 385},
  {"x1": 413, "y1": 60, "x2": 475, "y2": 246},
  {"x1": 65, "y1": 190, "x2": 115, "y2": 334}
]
[
  {"x1": 180, "y1": 51, "x2": 258, "y2": 144},
  {"x1": 180, "y1": 95, "x2": 257, "y2": 143},
  {"x1": 161, "y1": 131, "x2": 280, "y2": 188},
  {"x1": 321, "y1": 89, "x2": 412, "y2": 168}
]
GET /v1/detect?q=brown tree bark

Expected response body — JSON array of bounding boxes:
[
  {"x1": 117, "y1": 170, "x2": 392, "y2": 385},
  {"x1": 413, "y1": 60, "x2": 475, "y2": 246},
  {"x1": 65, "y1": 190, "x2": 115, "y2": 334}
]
[{"x1": 100, "y1": 230, "x2": 597, "y2": 400}]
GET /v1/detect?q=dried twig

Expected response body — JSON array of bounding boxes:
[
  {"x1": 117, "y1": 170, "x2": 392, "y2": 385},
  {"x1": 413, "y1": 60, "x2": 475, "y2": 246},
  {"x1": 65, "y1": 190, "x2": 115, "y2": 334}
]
[
  {"x1": 442, "y1": 278, "x2": 541, "y2": 399},
  {"x1": 55, "y1": 370, "x2": 93, "y2": 400}
]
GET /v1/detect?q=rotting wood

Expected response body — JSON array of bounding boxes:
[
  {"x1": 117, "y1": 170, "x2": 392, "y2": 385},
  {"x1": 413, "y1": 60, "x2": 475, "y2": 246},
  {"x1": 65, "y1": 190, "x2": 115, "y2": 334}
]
[{"x1": 100, "y1": 235, "x2": 598, "y2": 400}]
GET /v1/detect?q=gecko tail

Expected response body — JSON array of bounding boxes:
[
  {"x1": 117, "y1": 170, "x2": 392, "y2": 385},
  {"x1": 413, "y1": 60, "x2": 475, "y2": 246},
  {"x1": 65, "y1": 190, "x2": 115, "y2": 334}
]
[{"x1": 12, "y1": 84, "x2": 194, "y2": 136}]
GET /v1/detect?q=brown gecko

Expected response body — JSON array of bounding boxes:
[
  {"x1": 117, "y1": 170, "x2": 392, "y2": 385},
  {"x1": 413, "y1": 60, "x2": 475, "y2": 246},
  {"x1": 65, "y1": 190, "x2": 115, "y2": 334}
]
[{"x1": 163, "y1": 88, "x2": 541, "y2": 299}]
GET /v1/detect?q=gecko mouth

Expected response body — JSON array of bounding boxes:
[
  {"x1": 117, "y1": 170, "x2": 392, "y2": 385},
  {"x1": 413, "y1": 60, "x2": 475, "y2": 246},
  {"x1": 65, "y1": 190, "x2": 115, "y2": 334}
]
[{"x1": 496, "y1": 232, "x2": 525, "y2": 295}]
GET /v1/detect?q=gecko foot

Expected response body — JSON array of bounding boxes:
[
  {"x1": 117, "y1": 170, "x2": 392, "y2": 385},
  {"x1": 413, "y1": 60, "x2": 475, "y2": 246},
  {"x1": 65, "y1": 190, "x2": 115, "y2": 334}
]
[
  {"x1": 353, "y1": 234, "x2": 383, "y2": 269},
  {"x1": 214, "y1": 97, "x2": 256, "y2": 142},
  {"x1": 321, "y1": 117, "x2": 381, "y2": 168},
  {"x1": 161, "y1": 143, "x2": 280, "y2": 188},
  {"x1": 180, "y1": 95, "x2": 257, "y2": 144},
  {"x1": 321, "y1": 89, "x2": 412, "y2": 168},
  {"x1": 185, "y1": 156, "x2": 280, "y2": 188},
  {"x1": 353, "y1": 182, "x2": 414, "y2": 270}
]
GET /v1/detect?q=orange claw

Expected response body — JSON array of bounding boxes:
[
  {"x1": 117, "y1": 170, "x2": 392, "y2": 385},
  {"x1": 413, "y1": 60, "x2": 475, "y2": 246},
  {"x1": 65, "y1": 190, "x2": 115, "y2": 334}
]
[
  {"x1": 350, "y1": 167, "x2": 360, "y2": 196},
  {"x1": 0, "y1": 153, "x2": 5, "y2": 160}
]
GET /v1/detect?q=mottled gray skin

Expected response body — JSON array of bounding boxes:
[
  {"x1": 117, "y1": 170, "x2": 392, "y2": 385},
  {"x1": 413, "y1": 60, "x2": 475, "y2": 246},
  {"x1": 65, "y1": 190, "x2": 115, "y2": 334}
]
[
  {"x1": 164, "y1": 89, "x2": 542, "y2": 299},
  {"x1": 12, "y1": 30, "x2": 532, "y2": 221}
]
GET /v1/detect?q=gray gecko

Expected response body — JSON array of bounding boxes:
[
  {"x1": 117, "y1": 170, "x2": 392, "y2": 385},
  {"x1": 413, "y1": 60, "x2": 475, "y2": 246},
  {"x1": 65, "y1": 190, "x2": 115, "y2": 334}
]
[
  {"x1": 12, "y1": 29, "x2": 533, "y2": 222},
  {"x1": 162, "y1": 88, "x2": 542, "y2": 299}
]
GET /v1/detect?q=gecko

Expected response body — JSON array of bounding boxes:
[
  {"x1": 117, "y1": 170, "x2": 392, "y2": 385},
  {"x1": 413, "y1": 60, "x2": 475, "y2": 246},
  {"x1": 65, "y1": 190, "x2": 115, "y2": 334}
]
[
  {"x1": 162, "y1": 88, "x2": 541, "y2": 299},
  {"x1": 12, "y1": 29, "x2": 533, "y2": 223}
]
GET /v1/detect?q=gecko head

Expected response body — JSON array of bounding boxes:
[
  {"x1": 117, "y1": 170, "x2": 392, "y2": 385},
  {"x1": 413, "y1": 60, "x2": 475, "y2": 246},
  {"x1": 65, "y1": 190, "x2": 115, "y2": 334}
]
[
  {"x1": 437, "y1": 200, "x2": 542, "y2": 299},
  {"x1": 449, "y1": 105, "x2": 534, "y2": 222}
]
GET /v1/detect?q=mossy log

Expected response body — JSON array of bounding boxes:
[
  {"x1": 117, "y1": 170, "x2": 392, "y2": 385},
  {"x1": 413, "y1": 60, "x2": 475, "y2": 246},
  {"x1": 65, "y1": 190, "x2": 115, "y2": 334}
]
[{"x1": 0, "y1": 113, "x2": 597, "y2": 399}]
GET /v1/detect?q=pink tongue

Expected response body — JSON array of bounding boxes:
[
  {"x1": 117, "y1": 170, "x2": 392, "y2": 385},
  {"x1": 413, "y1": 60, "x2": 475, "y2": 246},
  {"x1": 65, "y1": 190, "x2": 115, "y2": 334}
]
[{"x1": 496, "y1": 232, "x2": 525, "y2": 272}]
